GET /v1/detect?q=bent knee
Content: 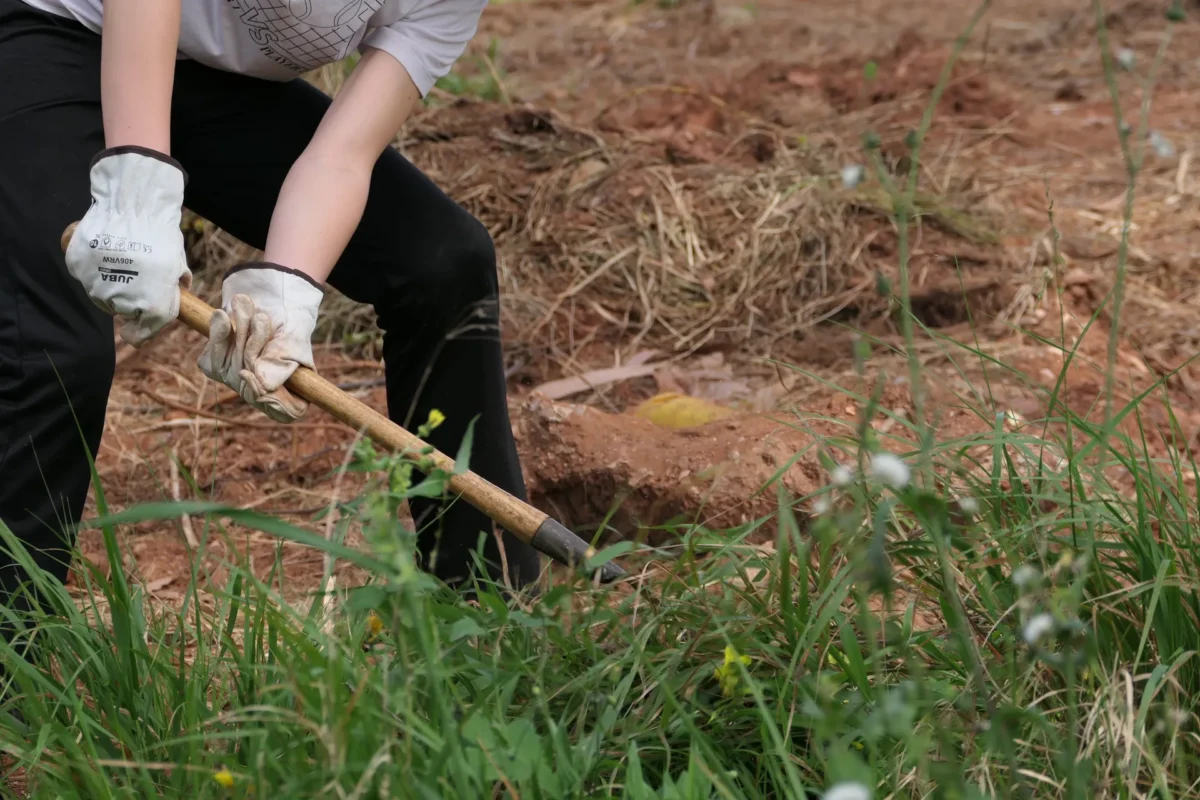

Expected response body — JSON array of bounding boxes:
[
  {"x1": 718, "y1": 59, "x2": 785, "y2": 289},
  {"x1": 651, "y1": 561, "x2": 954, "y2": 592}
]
[
  {"x1": 334, "y1": 160, "x2": 501, "y2": 323},
  {"x1": 427, "y1": 211, "x2": 498, "y2": 301},
  {"x1": 384, "y1": 208, "x2": 500, "y2": 325}
]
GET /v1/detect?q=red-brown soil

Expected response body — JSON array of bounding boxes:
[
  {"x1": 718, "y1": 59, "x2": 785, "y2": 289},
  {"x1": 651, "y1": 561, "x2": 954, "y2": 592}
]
[{"x1": 44, "y1": 0, "x2": 1200, "y2": 602}]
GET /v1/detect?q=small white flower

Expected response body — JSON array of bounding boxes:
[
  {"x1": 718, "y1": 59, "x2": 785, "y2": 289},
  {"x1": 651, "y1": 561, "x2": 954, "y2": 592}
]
[
  {"x1": 1149, "y1": 130, "x2": 1176, "y2": 159},
  {"x1": 958, "y1": 496, "x2": 979, "y2": 515},
  {"x1": 1022, "y1": 612, "x2": 1055, "y2": 645},
  {"x1": 1012, "y1": 564, "x2": 1040, "y2": 590},
  {"x1": 814, "y1": 497, "x2": 832, "y2": 515},
  {"x1": 830, "y1": 464, "x2": 854, "y2": 488},
  {"x1": 869, "y1": 452, "x2": 910, "y2": 489},
  {"x1": 1116, "y1": 47, "x2": 1136, "y2": 71},
  {"x1": 825, "y1": 782, "x2": 871, "y2": 800},
  {"x1": 840, "y1": 164, "x2": 865, "y2": 189}
]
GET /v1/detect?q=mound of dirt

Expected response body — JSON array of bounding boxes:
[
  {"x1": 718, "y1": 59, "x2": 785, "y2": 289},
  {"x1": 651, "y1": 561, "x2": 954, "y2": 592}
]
[{"x1": 512, "y1": 393, "x2": 828, "y2": 543}]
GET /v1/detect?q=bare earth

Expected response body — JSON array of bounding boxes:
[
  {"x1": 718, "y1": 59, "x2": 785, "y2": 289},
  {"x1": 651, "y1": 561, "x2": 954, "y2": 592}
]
[{"x1": 65, "y1": 0, "x2": 1200, "y2": 607}]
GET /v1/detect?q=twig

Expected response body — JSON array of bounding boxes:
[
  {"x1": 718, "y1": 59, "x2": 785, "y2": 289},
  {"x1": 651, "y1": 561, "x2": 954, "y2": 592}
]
[
  {"x1": 115, "y1": 342, "x2": 139, "y2": 367},
  {"x1": 206, "y1": 445, "x2": 347, "y2": 486},
  {"x1": 252, "y1": 504, "x2": 333, "y2": 516},
  {"x1": 320, "y1": 425, "x2": 368, "y2": 637},
  {"x1": 169, "y1": 447, "x2": 199, "y2": 549},
  {"x1": 478, "y1": 50, "x2": 511, "y2": 106},
  {"x1": 526, "y1": 245, "x2": 637, "y2": 339},
  {"x1": 141, "y1": 388, "x2": 353, "y2": 432},
  {"x1": 199, "y1": 387, "x2": 242, "y2": 410},
  {"x1": 1092, "y1": 0, "x2": 1179, "y2": 431},
  {"x1": 336, "y1": 377, "x2": 387, "y2": 392},
  {"x1": 314, "y1": 360, "x2": 387, "y2": 372}
]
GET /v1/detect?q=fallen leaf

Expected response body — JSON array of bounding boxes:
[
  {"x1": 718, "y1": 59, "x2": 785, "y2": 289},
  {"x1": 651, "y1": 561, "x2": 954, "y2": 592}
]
[
  {"x1": 146, "y1": 576, "x2": 176, "y2": 593},
  {"x1": 627, "y1": 350, "x2": 661, "y2": 367},
  {"x1": 567, "y1": 159, "x2": 609, "y2": 193},
  {"x1": 632, "y1": 393, "x2": 736, "y2": 429},
  {"x1": 786, "y1": 69, "x2": 821, "y2": 89}
]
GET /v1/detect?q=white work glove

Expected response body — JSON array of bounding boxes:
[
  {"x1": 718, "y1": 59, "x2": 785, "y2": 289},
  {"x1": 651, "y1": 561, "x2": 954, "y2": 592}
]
[
  {"x1": 197, "y1": 263, "x2": 325, "y2": 423},
  {"x1": 64, "y1": 146, "x2": 192, "y2": 346}
]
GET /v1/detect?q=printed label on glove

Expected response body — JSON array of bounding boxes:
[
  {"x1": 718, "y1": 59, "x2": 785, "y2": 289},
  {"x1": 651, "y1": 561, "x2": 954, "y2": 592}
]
[
  {"x1": 98, "y1": 267, "x2": 138, "y2": 284},
  {"x1": 88, "y1": 234, "x2": 155, "y2": 255},
  {"x1": 94, "y1": 242, "x2": 143, "y2": 283}
]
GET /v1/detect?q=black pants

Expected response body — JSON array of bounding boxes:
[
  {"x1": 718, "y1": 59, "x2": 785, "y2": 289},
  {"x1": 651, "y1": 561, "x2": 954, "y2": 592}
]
[{"x1": 0, "y1": 0, "x2": 542, "y2": 619}]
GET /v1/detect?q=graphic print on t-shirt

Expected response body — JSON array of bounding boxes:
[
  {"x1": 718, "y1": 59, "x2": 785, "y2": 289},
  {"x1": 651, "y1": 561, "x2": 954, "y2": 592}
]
[{"x1": 226, "y1": 0, "x2": 386, "y2": 73}]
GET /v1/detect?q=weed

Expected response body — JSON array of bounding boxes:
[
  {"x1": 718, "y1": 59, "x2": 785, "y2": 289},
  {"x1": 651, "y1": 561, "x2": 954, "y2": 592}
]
[{"x1": 432, "y1": 38, "x2": 508, "y2": 104}]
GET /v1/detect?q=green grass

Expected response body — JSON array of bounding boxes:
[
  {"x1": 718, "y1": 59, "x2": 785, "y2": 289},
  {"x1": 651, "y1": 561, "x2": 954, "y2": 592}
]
[
  {"x1": 432, "y1": 41, "x2": 507, "y2": 105},
  {"x1": 2, "y1": 371, "x2": 1200, "y2": 797}
]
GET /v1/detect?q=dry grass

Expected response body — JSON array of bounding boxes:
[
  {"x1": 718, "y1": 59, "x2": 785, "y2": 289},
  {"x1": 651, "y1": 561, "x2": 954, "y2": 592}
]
[{"x1": 186, "y1": 94, "x2": 1021, "y2": 378}]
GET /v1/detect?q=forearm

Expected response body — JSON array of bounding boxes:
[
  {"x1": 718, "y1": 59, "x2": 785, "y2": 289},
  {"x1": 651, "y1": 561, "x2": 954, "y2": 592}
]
[
  {"x1": 263, "y1": 154, "x2": 374, "y2": 283},
  {"x1": 100, "y1": 0, "x2": 182, "y2": 151},
  {"x1": 263, "y1": 47, "x2": 421, "y2": 283}
]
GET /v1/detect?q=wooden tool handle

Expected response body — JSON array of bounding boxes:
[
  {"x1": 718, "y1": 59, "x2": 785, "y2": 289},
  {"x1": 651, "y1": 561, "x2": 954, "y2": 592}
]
[{"x1": 62, "y1": 222, "x2": 622, "y2": 582}]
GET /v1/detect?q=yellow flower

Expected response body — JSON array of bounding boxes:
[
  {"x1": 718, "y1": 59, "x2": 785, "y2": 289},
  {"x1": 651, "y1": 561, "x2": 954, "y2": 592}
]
[
  {"x1": 427, "y1": 409, "x2": 446, "y2": 429},
  {"x1": 713, "y1": 645, "x2": 752, "y2": 697},
  {"x1": 213, "y1": 769, "x2": 235, "y2": 789},
  {"x1": 366, "y1": 610, "x2": 384, "y2": 638}
]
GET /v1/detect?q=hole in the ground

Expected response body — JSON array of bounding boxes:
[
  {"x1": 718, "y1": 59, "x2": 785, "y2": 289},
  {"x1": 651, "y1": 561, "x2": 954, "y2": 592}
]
[
  {"x1": 823, "y1": 279, "x2": 1011, "y2": 334},
  {"x1": 908, "y1": 281, "x2": 1011, "y2": 328}
]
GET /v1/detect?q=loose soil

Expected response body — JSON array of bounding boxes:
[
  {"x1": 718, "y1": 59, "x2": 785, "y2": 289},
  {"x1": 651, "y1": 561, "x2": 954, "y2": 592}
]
[
  {"x1": 52, "y1": 0, "x2": 1200, "y2": 609},
  {"x1": 12, "y1": 2, "x2": 1200, "y2": 793}
]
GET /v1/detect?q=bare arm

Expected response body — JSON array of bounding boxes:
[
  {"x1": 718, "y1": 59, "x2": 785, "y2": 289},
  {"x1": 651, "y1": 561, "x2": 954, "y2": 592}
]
[
  {"x1": 100, "y1": 0, "x2": 182, "y2": 151},
  {"x1": 262, "y1": 47, "x2": 422, "y2": 283}
]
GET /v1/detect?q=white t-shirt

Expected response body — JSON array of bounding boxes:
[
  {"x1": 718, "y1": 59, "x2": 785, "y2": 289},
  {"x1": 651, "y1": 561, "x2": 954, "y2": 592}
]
[{"x1": 20, "y1": 0, "x2": 487, "y2": 96}]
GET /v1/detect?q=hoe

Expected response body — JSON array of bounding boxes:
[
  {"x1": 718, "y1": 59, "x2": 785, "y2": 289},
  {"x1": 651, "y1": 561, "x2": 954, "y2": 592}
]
[{"x1": 61, "y1": 221, "x2": 625, "y2": 584}]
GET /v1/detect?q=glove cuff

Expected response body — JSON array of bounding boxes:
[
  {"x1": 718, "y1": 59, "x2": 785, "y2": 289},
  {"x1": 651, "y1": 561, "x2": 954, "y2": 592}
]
[
  {"x1": 227, "y1": 262, "x2": 325, "y2": 292},
  {"x1": 87, "y1": 146, "x2": 187, "y2": 218},
  {"x1": 91, "y1": 145, "x2": 189, "y2": 187}
]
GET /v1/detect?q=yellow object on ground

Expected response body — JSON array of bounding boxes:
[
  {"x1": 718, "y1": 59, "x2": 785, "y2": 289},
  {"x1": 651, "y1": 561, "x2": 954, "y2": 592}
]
[{"x1": 632, "y1": 392, "x2": 736, "y2": 429}]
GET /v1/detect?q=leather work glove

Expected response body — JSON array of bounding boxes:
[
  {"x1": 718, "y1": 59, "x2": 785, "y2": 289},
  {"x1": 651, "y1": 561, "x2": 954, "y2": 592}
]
[
  {"x1": 197, "y1": 263, "x2": 325, "y2": 423},
  {"x1": 64, "y1": 146, "x2": 192, "y2": 346}
]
